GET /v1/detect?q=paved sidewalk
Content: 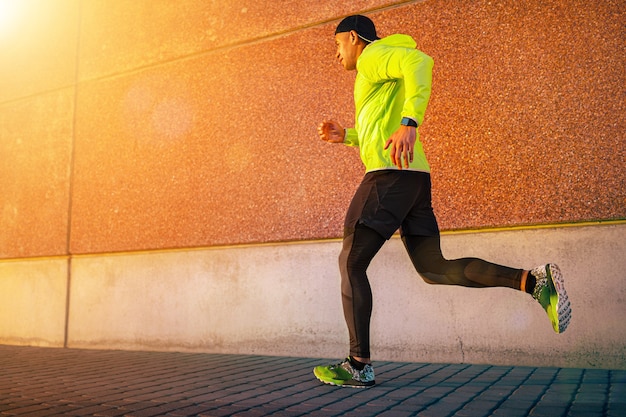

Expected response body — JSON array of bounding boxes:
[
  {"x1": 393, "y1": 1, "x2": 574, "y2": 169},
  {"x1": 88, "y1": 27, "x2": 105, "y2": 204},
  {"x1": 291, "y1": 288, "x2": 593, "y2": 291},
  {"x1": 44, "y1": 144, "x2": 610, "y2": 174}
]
[{"x1": 0, "y1": 345, "x2": 624, "y2": 417}]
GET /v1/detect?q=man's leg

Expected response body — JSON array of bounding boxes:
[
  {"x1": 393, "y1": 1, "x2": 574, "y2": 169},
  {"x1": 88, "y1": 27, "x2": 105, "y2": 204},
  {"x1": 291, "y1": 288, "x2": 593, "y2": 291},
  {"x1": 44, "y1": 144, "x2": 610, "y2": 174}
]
[
  {"x1": 314, "y1": 172, "x2": 400, "y2": 388},
  {"x1": 401, "y1": 234, "x2": 523, "y2": 288},
  {"x1": 402, "y1": 234, "x2": 571, "y2": 333},
  {"x1": 339, "y1": 224, "x2": 386, "y2": 361},
  {"x1": 313, "y1": 224, "x2": 383, "y2": 388}
]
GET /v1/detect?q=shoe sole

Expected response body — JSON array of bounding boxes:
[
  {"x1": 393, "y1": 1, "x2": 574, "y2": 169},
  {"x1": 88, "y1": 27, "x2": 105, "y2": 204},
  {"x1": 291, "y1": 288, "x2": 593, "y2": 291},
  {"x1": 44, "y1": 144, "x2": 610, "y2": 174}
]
[
  {"x1": 547, "y1": 264, "x2": 571, "y2": 333},
  {"x1": 313, "y1": 368, "x2": 374, "y2": 388}
]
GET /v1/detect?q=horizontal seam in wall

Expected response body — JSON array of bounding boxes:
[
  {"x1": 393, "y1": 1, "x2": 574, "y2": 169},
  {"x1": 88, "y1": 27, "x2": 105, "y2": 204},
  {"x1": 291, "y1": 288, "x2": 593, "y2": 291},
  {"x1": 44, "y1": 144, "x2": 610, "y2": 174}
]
[
  {"x1": 438, "y1": 219, "x2": 626, "y2": 236},
  {"x1": 1, "y1": 219, "x2": 624, "y2": 263},
  {"x1": 9, "y1": 1, "x2": 419, "y2": 91}
]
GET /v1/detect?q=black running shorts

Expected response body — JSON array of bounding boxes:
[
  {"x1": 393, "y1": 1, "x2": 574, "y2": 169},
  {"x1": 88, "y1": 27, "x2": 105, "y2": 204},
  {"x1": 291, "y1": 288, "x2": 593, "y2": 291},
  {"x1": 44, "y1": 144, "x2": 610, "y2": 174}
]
[{"x1": 344, "y1": 170, "x2": 440, "y2": 239}]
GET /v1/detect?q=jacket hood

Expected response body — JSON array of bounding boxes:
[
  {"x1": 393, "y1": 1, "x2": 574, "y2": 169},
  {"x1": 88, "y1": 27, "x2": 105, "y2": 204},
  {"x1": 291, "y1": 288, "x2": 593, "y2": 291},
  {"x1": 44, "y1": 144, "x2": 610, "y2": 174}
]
[{"x1": 374, "y1": 33, "x2": 417, "y2": 49}]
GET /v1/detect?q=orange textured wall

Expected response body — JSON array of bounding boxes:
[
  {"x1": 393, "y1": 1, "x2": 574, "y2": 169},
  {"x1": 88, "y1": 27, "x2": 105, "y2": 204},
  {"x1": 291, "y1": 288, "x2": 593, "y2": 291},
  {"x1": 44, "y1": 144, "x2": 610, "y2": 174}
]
[{"x1": 1, "y1": 0, "x2": 624, "y2": 259}]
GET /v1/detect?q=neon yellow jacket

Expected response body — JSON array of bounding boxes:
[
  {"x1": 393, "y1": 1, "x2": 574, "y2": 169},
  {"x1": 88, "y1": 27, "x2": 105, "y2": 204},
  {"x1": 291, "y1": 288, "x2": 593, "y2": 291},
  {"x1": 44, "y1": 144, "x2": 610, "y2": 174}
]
[{"x1": 344, "y1": 34, "x2": 434, "y2": 173}]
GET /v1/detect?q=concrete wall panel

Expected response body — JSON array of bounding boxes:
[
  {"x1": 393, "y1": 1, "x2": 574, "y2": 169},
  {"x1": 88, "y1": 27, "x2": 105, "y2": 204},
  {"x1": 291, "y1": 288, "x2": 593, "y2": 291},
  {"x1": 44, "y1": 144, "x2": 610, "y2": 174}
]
[
  {"x1": 0, "y1": 89, "x2": 74, "y2": 258},
  {"x1": 0, "y1": 258, "x2": 68, "y2": 346},
  {"x1": 68, "y1": 243, "x2": 346, "y2": 356},
  {"x1": 68, "y1": 0, "x2": 625, "y2": 254},
  {"x1": 70, "y1": 26, "x2": 362, "y2": 254}
]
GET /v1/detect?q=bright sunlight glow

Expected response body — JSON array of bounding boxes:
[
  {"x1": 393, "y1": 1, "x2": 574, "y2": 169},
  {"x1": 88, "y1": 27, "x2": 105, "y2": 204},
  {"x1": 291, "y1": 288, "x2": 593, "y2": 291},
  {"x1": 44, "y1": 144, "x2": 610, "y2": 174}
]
[{"x1": 0, "y1": 0, "x2": 22, "y2": 36}]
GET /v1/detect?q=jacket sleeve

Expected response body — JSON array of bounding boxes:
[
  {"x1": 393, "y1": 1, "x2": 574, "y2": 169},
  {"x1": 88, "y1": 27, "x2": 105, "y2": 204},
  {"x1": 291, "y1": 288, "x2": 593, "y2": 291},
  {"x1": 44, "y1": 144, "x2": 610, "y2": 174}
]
[
  {"x1": 344, "y1": 128, "x2": 359, "y2": 147},
  {"x1": 359, "y1": 46, "x2": 434, "y2": 126}
]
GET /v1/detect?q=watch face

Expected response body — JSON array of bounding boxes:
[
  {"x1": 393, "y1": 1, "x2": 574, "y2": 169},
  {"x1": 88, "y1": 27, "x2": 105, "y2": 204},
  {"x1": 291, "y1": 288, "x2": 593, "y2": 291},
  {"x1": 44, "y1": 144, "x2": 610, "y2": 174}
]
[{"x1": 401, "y1": 117, "x2": 417, "y2": 127}]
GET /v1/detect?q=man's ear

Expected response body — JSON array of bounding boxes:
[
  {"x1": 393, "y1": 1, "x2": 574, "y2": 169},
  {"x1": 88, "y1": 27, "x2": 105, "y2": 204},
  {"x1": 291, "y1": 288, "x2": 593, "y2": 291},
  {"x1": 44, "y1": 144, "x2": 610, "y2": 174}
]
[{"x1": 350, "y1": 30, "x2": 359, "y2": 45}]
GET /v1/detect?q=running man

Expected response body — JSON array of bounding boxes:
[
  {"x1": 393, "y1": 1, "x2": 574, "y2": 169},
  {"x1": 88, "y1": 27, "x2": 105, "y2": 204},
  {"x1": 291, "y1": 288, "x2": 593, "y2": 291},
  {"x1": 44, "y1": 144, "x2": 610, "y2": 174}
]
[{"x1": 313, "y1": 15, "x2": 571, "y2": 388}]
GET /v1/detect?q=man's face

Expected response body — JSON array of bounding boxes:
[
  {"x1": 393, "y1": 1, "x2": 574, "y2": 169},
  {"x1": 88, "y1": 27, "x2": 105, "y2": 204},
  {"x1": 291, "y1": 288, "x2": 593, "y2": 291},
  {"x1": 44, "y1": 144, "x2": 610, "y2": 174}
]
[{"x1": 335, "y1": 31, "x2": 359, "y2": 71}]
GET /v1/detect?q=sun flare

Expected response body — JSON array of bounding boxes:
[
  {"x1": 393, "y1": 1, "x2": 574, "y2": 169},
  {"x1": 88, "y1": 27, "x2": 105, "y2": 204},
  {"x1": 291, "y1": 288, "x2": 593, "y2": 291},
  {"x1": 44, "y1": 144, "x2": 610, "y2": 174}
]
[{"x1": 0, "y1": 0, "x2": 21, "y2": 36}]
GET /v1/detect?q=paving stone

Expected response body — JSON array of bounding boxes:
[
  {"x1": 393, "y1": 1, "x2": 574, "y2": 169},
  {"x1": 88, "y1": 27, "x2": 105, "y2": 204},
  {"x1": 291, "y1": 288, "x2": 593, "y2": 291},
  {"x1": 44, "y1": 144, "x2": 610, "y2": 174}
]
[
  {"x1": 491, "y1": 407, "x2": 531, "y2": 417},
  {"x1": 527, "y1": 404, "x2": 569, "y2": 417},
  {"x1": 63, "y1": 404, "x2": 120, "y2": 416},
  {"x1": 0, "y1": 403, "x2": 54, "y2": 415},
  {"x1": 196, "y1": 405, "x2": 250, "y2": 417}
]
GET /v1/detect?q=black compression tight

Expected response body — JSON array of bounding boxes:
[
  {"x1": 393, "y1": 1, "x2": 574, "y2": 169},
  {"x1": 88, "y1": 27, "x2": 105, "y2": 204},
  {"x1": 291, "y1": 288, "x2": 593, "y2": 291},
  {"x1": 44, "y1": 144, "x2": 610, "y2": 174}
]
[{"x1": 339, "y1": 225, "x2": 523, "y2": 359}]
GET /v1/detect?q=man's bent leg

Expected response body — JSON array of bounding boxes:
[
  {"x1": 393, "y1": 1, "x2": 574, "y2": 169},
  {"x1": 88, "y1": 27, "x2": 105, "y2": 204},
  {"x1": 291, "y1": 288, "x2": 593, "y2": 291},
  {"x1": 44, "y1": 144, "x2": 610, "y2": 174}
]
[
  {"x1": 339, "y1": 225, "x2": 386, "y2": 359},
  {"x1": 402, "y1": 234, "x2": 571, "y2": 333},
  {"x1": 402, "y1": 235, "x2": 523, "y2": 289}
]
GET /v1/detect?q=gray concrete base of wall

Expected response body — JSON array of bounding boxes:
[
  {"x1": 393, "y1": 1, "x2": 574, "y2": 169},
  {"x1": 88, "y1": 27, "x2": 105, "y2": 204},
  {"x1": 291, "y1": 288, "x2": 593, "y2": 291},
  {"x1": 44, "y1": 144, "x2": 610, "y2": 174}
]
[{"x1": 1, "y1": 223, "x2": 625, "y2": 369}]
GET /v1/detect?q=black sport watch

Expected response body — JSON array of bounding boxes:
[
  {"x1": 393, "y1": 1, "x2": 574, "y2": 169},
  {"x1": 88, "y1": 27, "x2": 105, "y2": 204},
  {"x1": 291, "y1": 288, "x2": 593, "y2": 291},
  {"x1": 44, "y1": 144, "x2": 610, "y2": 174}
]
[{"x1": 400, "y1": 117, "x2": 418, "y2": 127}]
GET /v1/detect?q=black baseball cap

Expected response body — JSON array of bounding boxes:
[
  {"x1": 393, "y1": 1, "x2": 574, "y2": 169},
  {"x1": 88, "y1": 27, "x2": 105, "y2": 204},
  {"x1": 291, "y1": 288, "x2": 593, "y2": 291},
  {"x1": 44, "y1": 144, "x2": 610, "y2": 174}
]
[{"x1": 335, "y1": 15, "x2": 380, "y2": 43}]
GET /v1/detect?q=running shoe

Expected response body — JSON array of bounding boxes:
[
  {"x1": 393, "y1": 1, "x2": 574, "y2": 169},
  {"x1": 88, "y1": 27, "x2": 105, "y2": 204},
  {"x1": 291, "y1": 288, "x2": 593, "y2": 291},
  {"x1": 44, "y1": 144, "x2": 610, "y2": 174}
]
[
  {"x1": 530, "y1": 263, "x2": 571, "y2": 333},
  {"x1": 313, "y1": 358, "x2": 375, "y2": 388}
]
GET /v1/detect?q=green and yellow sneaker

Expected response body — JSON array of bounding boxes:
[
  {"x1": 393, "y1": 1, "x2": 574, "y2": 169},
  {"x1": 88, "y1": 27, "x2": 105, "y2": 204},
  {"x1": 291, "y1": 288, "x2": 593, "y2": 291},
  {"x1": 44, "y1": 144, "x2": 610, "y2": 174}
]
[
  {"x1": 531, "y1": 263, "x2": 571, "y2": 333},
  {"x1": 313, "y1": 358, "x2": 375, "y2": 388}
]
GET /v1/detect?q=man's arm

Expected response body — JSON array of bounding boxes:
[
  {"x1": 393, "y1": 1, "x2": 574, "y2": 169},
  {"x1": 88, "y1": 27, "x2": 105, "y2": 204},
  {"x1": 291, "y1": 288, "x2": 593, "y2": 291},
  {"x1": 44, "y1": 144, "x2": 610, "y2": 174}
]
[{"x1": 398, "y1": 50, "x2": 433, "y2": 126}]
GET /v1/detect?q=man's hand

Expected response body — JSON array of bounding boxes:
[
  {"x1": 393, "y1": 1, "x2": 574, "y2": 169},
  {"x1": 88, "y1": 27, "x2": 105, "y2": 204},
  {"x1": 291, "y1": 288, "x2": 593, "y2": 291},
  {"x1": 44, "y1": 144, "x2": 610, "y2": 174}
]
[
  {"x1": 384, "y1": 125, "x2": 416, "y2": 169},
  {"x1": 318, "y1": 120, "x2": 345, "y2": 143}
]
